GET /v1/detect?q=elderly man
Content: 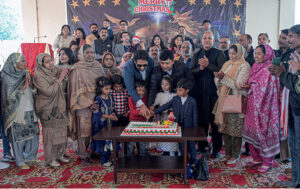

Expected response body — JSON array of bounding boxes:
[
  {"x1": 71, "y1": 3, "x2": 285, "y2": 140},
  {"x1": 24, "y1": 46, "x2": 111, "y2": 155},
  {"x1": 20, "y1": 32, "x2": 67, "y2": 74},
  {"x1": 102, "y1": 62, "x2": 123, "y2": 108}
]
[
  {"x1": 269, "y1": 24, "x2": 300, "y2": 188},
  {"x1": 195, "y1": 20, "x2": 220, "y2": 49},
  {"x1": 238, "y1": 34, "x2": 255, "y2": 67},
  {"x1": 148, "y1": 45, "x2": 160, "y2": 66},
  {"x1": 190, "y1": 31, "x2": 226, "y2": 157},
  {"x1": 93, "y1": 28, "x2": 114, "y2": 62},
  {"x1": 124, "y1": 50, "x2": 154, "y2": 117},
  {"x1": 174, "y1": 41, "x2": 192, "y2": 68},
  {"x1": 219, "y1": 36, "x2": 230, "y2": 60},
  {"x1": 178, "y1": 26, "x2": 195, "y2": 51},
  {"x1": 113, "y1": 20, "x2": 133, "y2": 45},
  {"x1": 86, "y1": 23, "x2": 100, "y2": 45},
  {"x1": 147, "y1": 49, "x2": 194, "y2": 107},
  {"x1": 114, "y1": 32, "x2": 131, "y2": 65}
]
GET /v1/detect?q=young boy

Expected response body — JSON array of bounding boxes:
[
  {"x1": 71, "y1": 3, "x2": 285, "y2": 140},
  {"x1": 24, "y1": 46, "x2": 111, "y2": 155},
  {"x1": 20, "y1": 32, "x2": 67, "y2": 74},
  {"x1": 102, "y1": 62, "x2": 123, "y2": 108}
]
[
  {"x1": 127, "y1": 80, "x2": 148, "y2": 156},
  {"x1": 153, "y1": 78, "x2": 198, "y2": 164},
  {"x1": 110, "y1": 75, "x2": 129, "y2": 126}
]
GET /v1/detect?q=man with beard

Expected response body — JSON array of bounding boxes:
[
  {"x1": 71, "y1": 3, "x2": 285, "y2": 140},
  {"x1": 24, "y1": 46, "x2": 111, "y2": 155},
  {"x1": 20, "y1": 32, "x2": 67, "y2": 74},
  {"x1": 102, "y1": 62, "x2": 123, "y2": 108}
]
[
  {"x1": 148, "y1": 45, "x2": 160, "y2": 66},
  {"x1": 174, "y1": 41, "x2": 193, "y2": 68},
  {"x1": 190, "y1": 31, "x2": 226, "y2": 158},
  {"x1": 219, "y1": 36, "x2": 230, "y2": 60},
  {"x1": 93, "y1": 28, "x2": 114, "y2": 62},
  {"x1": 86, "y1": 23, "x2": 100, "y2": 45},
  {"x1": 238, "y1": 34, "x2": 255, "y2": 67}
]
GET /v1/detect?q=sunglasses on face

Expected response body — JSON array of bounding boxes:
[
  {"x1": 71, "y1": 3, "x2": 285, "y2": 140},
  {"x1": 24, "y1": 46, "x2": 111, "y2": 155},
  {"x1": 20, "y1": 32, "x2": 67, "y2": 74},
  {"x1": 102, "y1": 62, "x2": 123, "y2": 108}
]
[{"x1": 136, "y1": 64, "x2": 148, "y2": 68}]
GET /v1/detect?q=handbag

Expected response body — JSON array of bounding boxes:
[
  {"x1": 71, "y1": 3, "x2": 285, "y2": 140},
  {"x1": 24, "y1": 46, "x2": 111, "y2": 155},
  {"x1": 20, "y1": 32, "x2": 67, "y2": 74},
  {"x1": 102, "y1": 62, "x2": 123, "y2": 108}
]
[{"x1": 221, "y1": 82, "x2": 245, "y2": 114}]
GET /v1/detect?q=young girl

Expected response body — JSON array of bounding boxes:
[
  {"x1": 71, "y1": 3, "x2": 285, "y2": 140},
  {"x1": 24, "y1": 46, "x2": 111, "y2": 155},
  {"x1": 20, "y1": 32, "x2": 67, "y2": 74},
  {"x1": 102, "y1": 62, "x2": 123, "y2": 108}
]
[
  {"x1": 154, "y1": 75, "x2": 178, "y2": 156},
  {"x1": 90, "y1": 76, "x2": 118, "y2": 166}
]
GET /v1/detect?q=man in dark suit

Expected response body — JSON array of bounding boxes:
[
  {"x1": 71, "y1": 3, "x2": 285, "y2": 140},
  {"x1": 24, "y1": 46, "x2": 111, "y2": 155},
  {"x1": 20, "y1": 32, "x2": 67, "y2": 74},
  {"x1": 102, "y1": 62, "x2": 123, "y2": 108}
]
[
  {"x1": 147, "y1": 49, "x2": 194, "y2": 108},
  {"x1": 93, "y1": 28, "x2": 114, "y2": 62}
]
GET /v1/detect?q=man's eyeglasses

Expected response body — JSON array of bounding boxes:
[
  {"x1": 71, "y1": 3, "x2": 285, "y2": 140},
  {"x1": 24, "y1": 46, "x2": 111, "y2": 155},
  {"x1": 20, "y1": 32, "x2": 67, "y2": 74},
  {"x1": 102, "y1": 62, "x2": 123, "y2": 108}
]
[{"x1": 136, "y1": 64, "x2": 148, "y2": 68}]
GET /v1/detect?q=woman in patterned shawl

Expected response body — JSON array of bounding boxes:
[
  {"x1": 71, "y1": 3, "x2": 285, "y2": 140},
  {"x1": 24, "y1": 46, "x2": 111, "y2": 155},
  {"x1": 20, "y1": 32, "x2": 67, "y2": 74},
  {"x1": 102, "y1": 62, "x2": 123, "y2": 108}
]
[
  {"x1": 68, "y1": 44, "x2": 105, "y2": 163},
  {"x1": 33, "y1": 53, "x2": 70, "y2": 167},
  {"x1": 1, "y1": 53, "x2": 39, "y2": 170},
  {"x1": 243, "y1": 44, "x2": 281, "y2": 172}
]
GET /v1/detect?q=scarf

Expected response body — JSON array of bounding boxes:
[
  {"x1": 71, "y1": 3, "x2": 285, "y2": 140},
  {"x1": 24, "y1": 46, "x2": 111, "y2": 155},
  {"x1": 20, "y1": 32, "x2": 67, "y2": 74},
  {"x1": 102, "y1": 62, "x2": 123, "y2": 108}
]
[
  {"x1": 213, "y1": 44, "x2": 246, "y2": 125},
  {"x1": 33, "y1": 53, "x2": 67, "y2": 122},
  {"x1": 1, "y1": 53, "x2": 28, "y2": 133},
  {"x1": 101, "y1": 52, "x2": 122, "y2": 78}
]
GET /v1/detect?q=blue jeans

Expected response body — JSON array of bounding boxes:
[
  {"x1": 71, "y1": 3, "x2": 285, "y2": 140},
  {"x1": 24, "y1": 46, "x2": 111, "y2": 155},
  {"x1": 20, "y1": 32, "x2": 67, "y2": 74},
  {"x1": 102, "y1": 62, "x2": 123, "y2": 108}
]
[
  {"x1": 0, "y1": 114, "x2": 11, "y2": 156},
  {"x1": 288, "y1": 109, "x2": 300, "y2": 185},
  {"x1": 179, "y1": 141, "x2": 196, "y2": 165}
]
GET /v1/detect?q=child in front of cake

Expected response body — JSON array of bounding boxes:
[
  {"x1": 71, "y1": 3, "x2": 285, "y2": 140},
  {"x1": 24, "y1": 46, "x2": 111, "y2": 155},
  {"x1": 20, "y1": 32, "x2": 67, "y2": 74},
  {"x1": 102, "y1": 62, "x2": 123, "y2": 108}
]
[
  {"x1": 127, "y1": 80, "x2": 149, "y2": 156},
  {"x1": 152, "y1": 78, "x2": 198, "y2": 164},
  {"x1": 153, "y1": 75, "x2": 178, "y2": 156},
  {"x1": 90, "y1": 76, "x2": 118, "y2": 166},
  {"x1": 111, "y1": 75, "x2": 129, "y2": 126}
]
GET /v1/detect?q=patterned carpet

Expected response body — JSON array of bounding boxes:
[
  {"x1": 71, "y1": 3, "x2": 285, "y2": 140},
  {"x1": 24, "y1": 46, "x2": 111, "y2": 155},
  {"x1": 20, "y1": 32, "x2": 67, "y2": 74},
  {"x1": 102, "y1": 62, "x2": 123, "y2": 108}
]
[{"x1": 0, "y1": 135, "x2": 291, "y2": 188}]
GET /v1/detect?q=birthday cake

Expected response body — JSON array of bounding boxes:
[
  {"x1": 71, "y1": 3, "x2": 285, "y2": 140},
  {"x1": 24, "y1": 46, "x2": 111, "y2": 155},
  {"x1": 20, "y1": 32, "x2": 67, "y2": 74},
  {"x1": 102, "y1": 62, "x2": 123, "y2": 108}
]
[{"x1": 121, "y1": 121, "x2": 181, "y2": 137}]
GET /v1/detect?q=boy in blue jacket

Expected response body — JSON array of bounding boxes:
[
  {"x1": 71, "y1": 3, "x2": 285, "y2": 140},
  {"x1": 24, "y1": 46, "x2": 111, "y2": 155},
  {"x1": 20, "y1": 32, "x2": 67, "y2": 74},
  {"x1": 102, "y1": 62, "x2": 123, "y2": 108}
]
[{"x1": 153, "y1": 78, "x2": 198, "y2": 164}]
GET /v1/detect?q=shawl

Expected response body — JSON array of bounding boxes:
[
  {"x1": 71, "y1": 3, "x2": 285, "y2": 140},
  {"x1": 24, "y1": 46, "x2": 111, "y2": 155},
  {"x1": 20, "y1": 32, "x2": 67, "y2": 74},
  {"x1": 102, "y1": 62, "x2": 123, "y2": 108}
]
[
  {"x1": 33, "y1": 53, "x2": 67, "y2": 123},
  {"x1": 101, "y1": 52, "x2": 122, "y2": 78},
  {"x1": 68, "y1": 46, "x2": 105, "y2": 136},
  {"x1": 1, "y1": 53, "x2": 27, "y2": 133},
  {"x1": 243, "y1": 44, "x2": 281, "y2": 157},
  {"x1": 118, "y1": 52, "x2": 132, "y2": 71},
  {"x1": 214, "y1": 44, "x2": 247, "y2": 125}
]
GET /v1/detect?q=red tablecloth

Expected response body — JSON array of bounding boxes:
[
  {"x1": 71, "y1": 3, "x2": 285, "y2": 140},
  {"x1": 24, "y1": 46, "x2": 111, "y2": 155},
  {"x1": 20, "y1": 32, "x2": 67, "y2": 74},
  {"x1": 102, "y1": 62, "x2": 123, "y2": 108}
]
[{"x1": 21, "y1": 43, "x2": 54, "y2": 74}]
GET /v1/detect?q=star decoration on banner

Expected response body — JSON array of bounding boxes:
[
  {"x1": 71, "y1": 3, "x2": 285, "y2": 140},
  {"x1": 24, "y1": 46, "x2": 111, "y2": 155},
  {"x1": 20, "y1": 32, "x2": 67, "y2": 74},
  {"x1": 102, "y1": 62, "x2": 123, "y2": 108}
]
[
  {"x1": 70, "y1": 0, "x2": 79, "y2": 8},
  {"x1": 234, "y1": 15, "x2": 241, "y2": 23},
  {"x1": 189, "y1": 0, "x2": 196, "y2": 5},
  {"x1": 112, "y1": 0, "x2": 120, "y2": 6},
  {"x1": 204, "y1": 0, "x2": 211, "y2": 5},
  {"x1": 233, "y1": 30, "x2": 240, "y2": 38},
  {"x1": 234, "y1": 0, "x2": 242, "y2": 7},
  {"x1": 72, "y1": 16, "x2": 80, "y2": 24},
  {"x1": 97, "y1": 0, "x2": 105, "y2": 6},
  {"x1": 219, "y1": 0, "x2": 226, "y2": 5},
  {"x1": 82, "y1": 0, "x2": 91, "y2": 7}
]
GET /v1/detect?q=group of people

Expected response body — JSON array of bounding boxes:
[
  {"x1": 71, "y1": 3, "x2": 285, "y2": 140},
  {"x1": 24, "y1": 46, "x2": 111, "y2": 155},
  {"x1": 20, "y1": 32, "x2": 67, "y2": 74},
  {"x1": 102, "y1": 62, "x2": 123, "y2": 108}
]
[{"x1": 1, "y1": 17, "x2": 300, "y2": 187}]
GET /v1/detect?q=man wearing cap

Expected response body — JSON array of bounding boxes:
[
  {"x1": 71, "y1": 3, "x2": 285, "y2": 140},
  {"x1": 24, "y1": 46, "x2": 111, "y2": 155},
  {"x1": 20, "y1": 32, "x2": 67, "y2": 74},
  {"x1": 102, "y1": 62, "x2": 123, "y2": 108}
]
[
  {"x1": 269, "y1": 24, "x2": 300, "y2": 188},
  {"x1": 195, "y1": 20, "x2": 220, "y2": 49}
]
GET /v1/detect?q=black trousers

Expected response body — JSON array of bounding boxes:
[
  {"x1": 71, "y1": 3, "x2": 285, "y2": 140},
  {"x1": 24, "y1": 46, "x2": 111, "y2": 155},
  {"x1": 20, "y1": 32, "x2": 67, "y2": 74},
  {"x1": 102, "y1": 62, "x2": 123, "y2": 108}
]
[{"x1": 196, "y1": 95, "x2": 223, "y2": 155}]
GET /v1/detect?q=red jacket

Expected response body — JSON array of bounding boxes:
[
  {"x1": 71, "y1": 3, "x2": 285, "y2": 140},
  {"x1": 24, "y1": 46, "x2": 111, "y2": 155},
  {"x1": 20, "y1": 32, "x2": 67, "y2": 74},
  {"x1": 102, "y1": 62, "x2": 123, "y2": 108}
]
[{"x1": 128, "y1": 96, "x2": 147, "y2": 121}]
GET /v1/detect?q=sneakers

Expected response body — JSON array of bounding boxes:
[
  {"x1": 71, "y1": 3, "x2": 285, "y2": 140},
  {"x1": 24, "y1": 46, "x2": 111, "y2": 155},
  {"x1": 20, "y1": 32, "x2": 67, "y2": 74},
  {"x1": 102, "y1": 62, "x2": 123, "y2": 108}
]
[
  {"x1": 57, "y1": 156, "x2": 70, "y2": 163},
  {"x1": 2, "y1": 153, "x2": 15, "y2": 162},
  {"x1": 103, "y1": 161, "x2": 112, "y2": 167},
  {"x1": 0, "y1": 161, "x2": 10, "y2": 169},
  {"x1": 49, "y1": 160, "x2": 61, "y2": 167},
  {"x1": 20, "y1": 163, "x2": 30, "y2": 170}
]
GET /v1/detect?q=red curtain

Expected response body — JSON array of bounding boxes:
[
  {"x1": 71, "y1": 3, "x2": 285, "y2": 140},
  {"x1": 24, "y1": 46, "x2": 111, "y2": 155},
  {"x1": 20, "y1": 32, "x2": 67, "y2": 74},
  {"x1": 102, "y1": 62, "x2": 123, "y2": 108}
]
[{"x1": 21, "y1": 43, "x2": 54, "y2": 75}]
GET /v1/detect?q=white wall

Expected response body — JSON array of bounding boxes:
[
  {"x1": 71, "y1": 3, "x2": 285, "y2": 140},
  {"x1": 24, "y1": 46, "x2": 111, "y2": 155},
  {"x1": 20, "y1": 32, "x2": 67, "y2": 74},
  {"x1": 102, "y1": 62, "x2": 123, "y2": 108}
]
[
  {"x1": 21, "y1": 0, "x2": 296, "y2": 49},
  {"x1": 245, "y1": 0, "x2": 295, "y2": 49}
]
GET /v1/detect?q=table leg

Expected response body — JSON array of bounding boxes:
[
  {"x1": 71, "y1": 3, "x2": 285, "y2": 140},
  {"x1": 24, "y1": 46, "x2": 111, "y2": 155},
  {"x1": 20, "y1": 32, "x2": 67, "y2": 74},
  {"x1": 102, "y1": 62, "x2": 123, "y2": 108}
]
[
  {"x1": 184, "y1": 140, "x2": 187, "y2": 184},
  {"x1": 113, "y1": 140, "x2": 118, "y2": 184}
]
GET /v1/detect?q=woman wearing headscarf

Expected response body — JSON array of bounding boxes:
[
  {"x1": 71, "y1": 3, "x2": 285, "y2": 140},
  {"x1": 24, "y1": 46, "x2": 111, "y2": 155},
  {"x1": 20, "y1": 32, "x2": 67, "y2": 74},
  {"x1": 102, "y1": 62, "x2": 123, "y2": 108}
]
[
  {"x1": 1, "y1": 53, "x2": 39, "y2": 170},
  {"x1": 242, "y1": 44, "x2": 281, "y2": 172},
  {"x1": 33, "y1": 53, "x2": 69, "y2": 167},
  {"x1": 68, "y1": 44, "x2": 105, "y2": 163},
  {"x1": 101, "y1": 52, "x2": 122, "y2": 78},
  {"x1": 118, "y1": 52, "x2": 132, "y2": 72},
  {"x1": 213, "y1": 44, "x2": 251, "y2": 164}
]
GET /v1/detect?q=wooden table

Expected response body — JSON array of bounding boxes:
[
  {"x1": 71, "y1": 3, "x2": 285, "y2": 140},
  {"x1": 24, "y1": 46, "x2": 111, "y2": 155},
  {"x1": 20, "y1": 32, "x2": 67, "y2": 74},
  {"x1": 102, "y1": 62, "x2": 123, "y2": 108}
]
[{"x1": 93, "y1": 126, "x2": 206, "y2": 184}]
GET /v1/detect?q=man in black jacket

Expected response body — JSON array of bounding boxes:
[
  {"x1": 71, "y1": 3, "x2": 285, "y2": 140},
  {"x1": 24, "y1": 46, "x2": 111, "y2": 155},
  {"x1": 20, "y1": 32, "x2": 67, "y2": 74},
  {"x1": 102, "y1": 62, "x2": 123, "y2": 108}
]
[
  {"x1": 147, "y1": 49, "x2": 194, "y2": 108},
  {"x1": 269, "y1": 24, "x2": 300, "y2": 188},
  {"x1": 238, "y1": 34, "x2": 255, "y2": 67},
  {"x1": 93, "y1": 28, "x2": 114, "y2": 62},
  {"x1": 190, "y1": 31, "x2": 226, "y2": 157}
]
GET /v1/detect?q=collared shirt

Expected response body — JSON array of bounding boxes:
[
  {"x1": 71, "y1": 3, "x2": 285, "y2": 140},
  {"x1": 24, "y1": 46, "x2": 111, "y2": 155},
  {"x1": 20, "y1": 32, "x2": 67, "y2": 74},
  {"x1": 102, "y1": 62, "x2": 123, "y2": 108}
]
[
  {"x1": 166, "y1": 69, "x2": 173, "y2": 76},
  {"x1": 179, "y1": 56, "x2": 192, "y2": 68},
  {"x1": 181, "y1": 96, "x2": 188, "y2": 105},
  {"x1": 111, "y1": 89, "x2": 129, "y2": 115},
  {"x1": 140, "y1": 70, "x2": 146, "y2": 80}
]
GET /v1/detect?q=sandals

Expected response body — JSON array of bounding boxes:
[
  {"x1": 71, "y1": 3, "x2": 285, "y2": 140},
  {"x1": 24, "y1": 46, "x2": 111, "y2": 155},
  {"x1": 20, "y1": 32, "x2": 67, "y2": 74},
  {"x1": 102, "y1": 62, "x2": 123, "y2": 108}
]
[
  {"x1": 246, "y1": 161, "x2": 263, "y2": 167},
  {"x1": 257, "y1": 165, "x2": 272, "y2": 173}
]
